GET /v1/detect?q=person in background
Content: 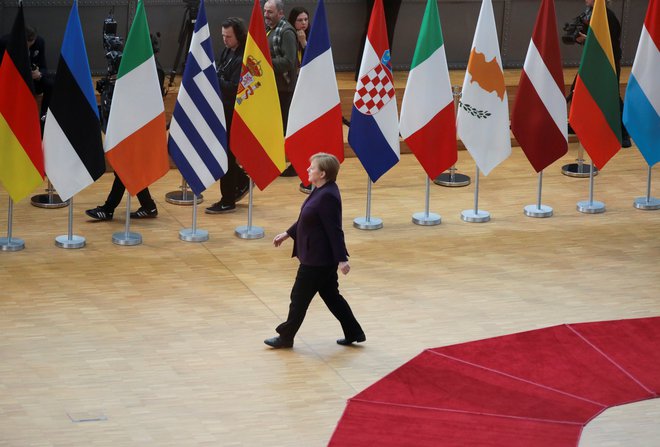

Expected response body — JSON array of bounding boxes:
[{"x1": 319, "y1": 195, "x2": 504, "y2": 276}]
[
  {"x1": 265, "y1": 153, "x2": 365, "y2": 349},
  {"x1": 206, "y1": 17, "x2": 250, "y2": 214},
  {"x1": 288, "y1": 6, "x2": 310, "y2": 70}
]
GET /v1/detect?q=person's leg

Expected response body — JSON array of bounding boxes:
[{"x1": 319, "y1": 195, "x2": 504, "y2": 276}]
[
  {"x1": 219, "y1": 149, "x2": 239, "y2": 206},
  {"x1": 317, "y1": 266, "x2": 364, "y2": 341},
  {"x1": 104, "y1": 173, "x2": 126, "y2": 211},
  {"x1": 136, "y1": 188, "x2": 156, "y2": 210},
  {"x1": 275, "y1": 265, "x2": 320, "y2": 342}
]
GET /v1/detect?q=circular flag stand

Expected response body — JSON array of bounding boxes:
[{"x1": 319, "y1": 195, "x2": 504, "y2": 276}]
[
  {"x1": 1, "y1": 198, "x2": 25, "y2": 251},
  {"x1": 235, "y1": 180, "x2": 264, "y2": 239},
  {"x1": 412, "y1": 177, "x2": 441, "y2": 226},
  {"x1": 633, "y1": 166, "x2": 660, "y2": 210},
  {"x1": 524, "y1": 171, "x2": 553, "y2": 218},
  {"x1": 461, "y1": 167, "x2": 490, "y2": 223},
  {"x1": 55, "y1": 198, "x2": 85, "y2": 249},
  {"x1": 562, "y1": 144, "x2": 598, "y2": 178},
  {"x1": 166, "y1": 177, "x2": 203, "y2": 205},
  {"x1": 180, "y1": 194, "x2": 208, "y2": 242},
  {"x1": 31, "y1": 179, "x2": 67, "y2": 208},
  {"x1": 112, "y1": 195, "x2": 142, "y2": 245},
  {"x1": 434, "y1": 86, "x2": 470, "y2": 188},
  {"x1": 354, "y1": 177, "x2": 383, "y2": 230},
  {"x1": 577, "y1": 161, "x2": 605, "y2": 214}
]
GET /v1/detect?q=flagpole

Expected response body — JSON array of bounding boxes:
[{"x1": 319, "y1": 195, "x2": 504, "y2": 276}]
[
  {"x1": 434, "y1": 85, "x2": 470, "y2": 187},
  {"x1": 112, "y1": 194, "x2": 142, "y2": 245},
  {"x1": 524, "y1": 171, "x2": 553, "y2": 217},
  {"x1": 461, "y1": 167, "x2": 490, "y2": 222},
  {"x1": 354, "y1": 176, "x2": 383, "y2": 230},
  {"x1": 180, "y1": 194, "x2": 209, "y2": 241},
  {"x1": 166, "y1": 176, "x2": 203, "y2": 205},
  {"x1": 55, "y1": 198, "x2": 85, "y2": 248},
  {"x1": 1, "y1": 197, "x2": 25, "y2": 251},
  {"x1": 412, "y1": 177, "x2": 441, "y2": 226},
  {"x1": 577, "y1": 157, "x2": 605, "y2": 214},
  {"x1": 31, "y1": 179, "x2": 68, "y2": 208},
  {"x1": 633, "y1": 166, "x2": 660, "y2": 210},
  {"x1": 235, "y1": 179, "x2": 264, "y2": 239}
]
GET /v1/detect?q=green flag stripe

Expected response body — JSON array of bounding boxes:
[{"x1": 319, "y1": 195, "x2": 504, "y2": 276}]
[
  {"x1": 578, "y1": 33, "x2": 622, "y2": 140},
  {"x1": 411, "y1": 0, "x2": 444, "y2": 69},
  {"x1": 117, "y1": 0, "x2": 154, "y2": 79}
]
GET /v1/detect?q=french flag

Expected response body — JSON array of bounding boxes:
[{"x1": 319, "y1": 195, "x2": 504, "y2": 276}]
[
  {"x1": 285, "y1": 0, "x2": 344, "y2": 184},
  {"x1": 623, "y1": 0, "x2": 660, "y2": 167},
  {"x1": 348, "y1": 0, "x2": 400, "y2": 182}
]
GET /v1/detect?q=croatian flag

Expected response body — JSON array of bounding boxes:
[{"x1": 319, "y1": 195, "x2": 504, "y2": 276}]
[
  {"x1": 348, "y1": 0, "x2": 400, "y2": 182},
  {"x1": 168, "y1": 0, "x2": 228, "y2": 196},
  {"x1": 623, "y1": 0, "x2": 660, "y2": 167},
  {"x1": 285, "y1": 0, "x2": 343, "y2": 185}
]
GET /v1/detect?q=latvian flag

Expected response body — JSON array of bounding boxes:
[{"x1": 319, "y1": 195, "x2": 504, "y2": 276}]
[
  {"x1": 285, "y1": 0, "x2": 343, "y2": 185},
  {"x1": 623, "y1": 0, "x2": 660, "y2": 167},
  {"x1": 511, "y1": 0, "x2": 567, "y2": 172},
  {"x1": 168, "y1": 0, "x2": 228, "y2": 196},
  {"x1": 0, "y1": 4, "x2": 44, "y2": 202},
  {"x1": 348, "y1": 0, "x2": 400, "y2": 183},
  {"x1": 44, "y1": 0, "x2": 105, "y2": 201},
  {"x1": 399, "y1": 0, "x2": 457, "y2": 179}
]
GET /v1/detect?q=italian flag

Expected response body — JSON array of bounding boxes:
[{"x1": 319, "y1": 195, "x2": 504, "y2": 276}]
[
  {"x1": 569, "y1": 0, "x2": 622, "y2": 169},
  {"x1": 399, "y1": 0, "x2": 456, "y2": 179},
  {"x1": 104, "y1": 0, "x2": 168, "y2": 195}
]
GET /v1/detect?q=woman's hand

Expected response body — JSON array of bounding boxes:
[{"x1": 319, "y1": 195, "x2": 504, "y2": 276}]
[
  {"x1": 273, "y1": 232, "x2": 290, "y2": 247},
  {"x1": 339, "y1": 261, "x2": 350, "y2": 275},
  {"x1": 296, "y1": 29, "x2": 307, "y2": 49}
]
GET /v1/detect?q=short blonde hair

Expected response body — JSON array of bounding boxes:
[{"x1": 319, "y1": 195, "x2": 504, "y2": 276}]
[{"x1": 310, "y1": 153, "x2": 340, "y2": 182}]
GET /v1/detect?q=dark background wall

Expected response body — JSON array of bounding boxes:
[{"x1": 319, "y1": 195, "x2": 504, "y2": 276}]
[{"x1": 0, "y1": 0, "x2": 647, "y2": 76}]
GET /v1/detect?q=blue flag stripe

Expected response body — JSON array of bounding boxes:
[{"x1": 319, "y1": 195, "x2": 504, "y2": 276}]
[
  {"x1": 623, "y1": 75, "x2": 660, "y2": 167},
  {"x1": 348, "y1": 107, "x2": 400, "y2": 182}
]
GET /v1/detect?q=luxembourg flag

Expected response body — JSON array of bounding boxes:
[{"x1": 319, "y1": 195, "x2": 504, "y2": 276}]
[
  {"x1": 348, "y1": 0, "x2": 400, "y2": 183},
  {"x1": 285, "y1": 0, "x2": 343, "y2": 185},
  {"x1": 623, "y1": 0, "x2": 660, "y2": 167}
]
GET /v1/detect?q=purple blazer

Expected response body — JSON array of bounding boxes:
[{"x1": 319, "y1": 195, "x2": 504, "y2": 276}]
[{"x1": 286, "y1": 182, "x2": 348, "y2": 266}]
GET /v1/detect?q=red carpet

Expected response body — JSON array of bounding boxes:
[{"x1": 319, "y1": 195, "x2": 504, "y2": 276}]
[{"x1": 329, "y1": 317, "x2": 660, "y2": 446}]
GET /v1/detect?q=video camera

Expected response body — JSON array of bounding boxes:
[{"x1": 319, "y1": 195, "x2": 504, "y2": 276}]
[
  {"x1": 562, "y1": 8, "x2": 591, "y2": 45},
  {"x1": 102, "y1": 13, "x2": 124, "y2": 75}
]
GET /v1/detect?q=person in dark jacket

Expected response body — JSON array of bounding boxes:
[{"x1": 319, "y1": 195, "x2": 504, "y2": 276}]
[
  {"x1": 265, "y1": 153, "x2": 365, "y2": 349},
  {"x1": 206, "y1": 17, "x2": 250, "y2": 214}
]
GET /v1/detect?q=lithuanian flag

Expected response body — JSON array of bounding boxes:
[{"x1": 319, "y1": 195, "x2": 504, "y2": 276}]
[
  {"x1": 230, "y1": 0, "x2": 286, "y2": 190},
  {"x1": 569, "y1": 0, "x2": 622, "y2": 169},
  {"x1": 0, "y1": 4, "x2": 44, "y2": 202}
]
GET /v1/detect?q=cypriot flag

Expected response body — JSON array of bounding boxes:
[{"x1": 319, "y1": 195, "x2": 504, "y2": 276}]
[{"x1": 456, "y1": 0, "x2": 511, "y2": 176}]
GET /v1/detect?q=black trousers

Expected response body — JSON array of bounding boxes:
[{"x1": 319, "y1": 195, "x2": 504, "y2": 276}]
[
  {"x1": 276, "y1": 264, "x2": 363, "y2": 342},
  {"x1": 219, "y1": 144, "x2": 249, "y2": 206},
  {"x1": 103, "y1": 173, "x2": 156, "y2": 212}
]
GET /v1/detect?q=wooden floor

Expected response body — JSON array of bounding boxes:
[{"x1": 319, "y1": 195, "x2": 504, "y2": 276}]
[{"x1": 1, "y1": 145, "x2": 659, "y2": 446}]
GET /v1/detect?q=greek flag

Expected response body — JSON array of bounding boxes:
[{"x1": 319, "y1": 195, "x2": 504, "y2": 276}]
[{"x1": 168, "y1": 0, "x2": 228, "y2": 196}]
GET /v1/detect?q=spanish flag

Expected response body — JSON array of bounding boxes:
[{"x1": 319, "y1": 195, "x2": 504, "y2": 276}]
[
  {"x1": 230, "y1": 0, "x2": 286, "y2": 190},
  {"x1": 569, "y1": 0, "x2": 622, "y2": 169},
  {"x1": 0, "y1": 4, "x2": 44, "y2": 202}
]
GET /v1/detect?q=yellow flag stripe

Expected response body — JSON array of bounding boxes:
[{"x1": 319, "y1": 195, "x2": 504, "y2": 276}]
[
  {"x1": 0, "y1": 114, "x2": 43, "y2": 202},
  {"x1": 590, "y1": 0, "x2": 616, "y2": 71}
]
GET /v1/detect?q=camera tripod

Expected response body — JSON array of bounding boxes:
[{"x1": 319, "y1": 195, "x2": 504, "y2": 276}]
[{"x1": 167, "y1": 1, "x2": 198, "y2": 88}]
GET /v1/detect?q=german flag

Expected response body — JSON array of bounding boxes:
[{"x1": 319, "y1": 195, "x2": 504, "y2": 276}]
[
  {"x1": 0, "y1": 4, "x2": 44, "y2": 202},
  {"x1": 569, "y1": 0, "x2": 622, "y2": 169}
]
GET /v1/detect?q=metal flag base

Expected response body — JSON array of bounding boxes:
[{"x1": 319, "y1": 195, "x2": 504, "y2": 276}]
[
  {"x1": 165, "y1": 190, "x2": 203, "y2": 205},
  {"x1": 55, "y1": 234, "x2": 85, "y2": 249},
  {"x1": 412, "y1": 212, "x2": 441, "y2": 226},
  {"x1": 235, "y1": 225, "x2": 264, "y2": 239},
  {"x1": 112, "y1": 231, "x2": 142, "y2": 245},
  {"x1": 434, "y1": 172, "x2": 471, "y2": 187},
  {"x1": 633, "y1": 197, "x2": 660, "y2": 210},
  {"x1": 461, "y1": 209, "x2": 490, "y2": 223},
  {"x1": 0, "y1": 237, "x2": 25, "y2": 251},
  {"x1": 561, "y1": 162, "x2": 599, "y2": 178},
  {"x1": 577, "y1": 200, "x2": 605, "y2": 214},
  {"x1": 353, "y1": 216, "x2": 383, "y2": 230},
  {"x1": 524, "y1": 204, "x2": 553, "y2": 218},
  {"x1": 180, "y1": 228, "x2": 209, "y2": 242}
]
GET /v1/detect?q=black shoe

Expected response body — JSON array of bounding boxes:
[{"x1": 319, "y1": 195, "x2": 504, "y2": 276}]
[
  {"x1": 85, "y1": 206, "x2": 113, "y2": 221},
  {"x1": 336, "y1": 333, "x2": 366, "y2": 346},
  {"x1": 235, "y1": 184, "x2": 249, "y2": 203},
  {"x1": 280, "y1": 164, "x2": 297, "y2": 177},
  {"x1": 130, "y1": 207, "x2": 158, "y2": 218},
  {"x1": 622, "y1": 136, "x2": 631, "y2": 148},
  {"x1": 264, "y1": 336, "x2": 293, "y2": 348},
  {"x1": 567, "y1": 123, "x2": 575, "y2": 135},
  {"x1": 299, "y1": 183, "x2": 312, "y2": 194},
  {"x1": 205, "y1": 202, "x2": 236, "y2": 214}
]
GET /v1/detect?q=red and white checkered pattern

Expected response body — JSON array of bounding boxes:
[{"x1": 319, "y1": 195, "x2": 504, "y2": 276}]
[{"x1": 353, "y1": 64, "x2": 395, "y2": 115}]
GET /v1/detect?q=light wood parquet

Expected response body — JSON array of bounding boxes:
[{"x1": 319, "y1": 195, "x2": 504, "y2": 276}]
[{"x1": 1, "y1": 143, "x2": 659, "y2": 446}]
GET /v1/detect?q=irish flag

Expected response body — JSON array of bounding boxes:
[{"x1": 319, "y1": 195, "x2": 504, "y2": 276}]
[
  {"x1": 104, "y1": 0, "x2": 169, "y2": 195},
  {"x1": 569, "y1": 0, "x2": 621, "y2": 169},
  {"x1": 399, "y1": 0, "x2": 456, "y2": 179},
  {"x1": 231, "y1": 0, "x2": 286, "y2": 191},
  {"x1": 0, "y1": 5, "x2": 44, "y2": 202}
]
